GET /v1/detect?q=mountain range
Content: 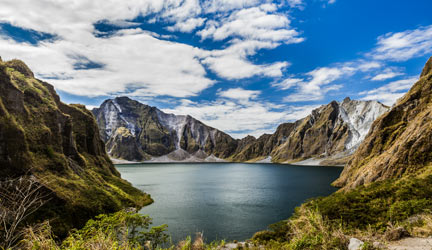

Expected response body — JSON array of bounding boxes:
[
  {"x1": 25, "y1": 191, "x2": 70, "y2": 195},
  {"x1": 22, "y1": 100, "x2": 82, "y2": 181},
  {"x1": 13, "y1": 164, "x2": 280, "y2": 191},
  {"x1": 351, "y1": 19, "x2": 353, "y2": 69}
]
[{"x1": 92, "y1": 96, "x2": 389, "y2": 165}]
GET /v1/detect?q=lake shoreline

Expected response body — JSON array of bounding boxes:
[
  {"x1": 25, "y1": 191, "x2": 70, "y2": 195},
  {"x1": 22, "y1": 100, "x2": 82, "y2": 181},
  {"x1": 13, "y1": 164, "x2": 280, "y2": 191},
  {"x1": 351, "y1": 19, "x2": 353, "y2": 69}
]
[
  {"x1": 113, "y1": 159, "x2": 345, "y2": 168},
  {"x1": 116, "y1": 163, "x2": 342, "y2": 243}
]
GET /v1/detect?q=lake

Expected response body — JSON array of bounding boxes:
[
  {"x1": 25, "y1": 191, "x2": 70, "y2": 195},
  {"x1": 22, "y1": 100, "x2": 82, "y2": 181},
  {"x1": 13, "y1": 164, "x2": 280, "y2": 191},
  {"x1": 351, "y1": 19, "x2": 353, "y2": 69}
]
[{"x1": 116, "y1": 163, "x2": 342, "y2": 243}]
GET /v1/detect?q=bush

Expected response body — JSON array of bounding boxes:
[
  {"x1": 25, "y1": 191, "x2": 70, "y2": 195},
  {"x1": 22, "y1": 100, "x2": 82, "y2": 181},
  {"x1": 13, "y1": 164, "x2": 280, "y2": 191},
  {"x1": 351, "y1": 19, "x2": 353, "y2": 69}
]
[
  {"x1": 62, "y1": 210, "x2": 169, "y2": 249},
  {"x1": 310, "y1": 175, "x2": 432, "y2": 230},
  {"x1": 21, "y1": 210, "x2": 169, "y2": 250}
]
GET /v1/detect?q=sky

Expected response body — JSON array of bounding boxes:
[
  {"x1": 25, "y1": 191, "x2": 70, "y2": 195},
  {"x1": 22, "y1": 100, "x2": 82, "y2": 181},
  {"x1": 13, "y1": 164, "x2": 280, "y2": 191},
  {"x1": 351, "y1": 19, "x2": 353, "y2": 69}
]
[{"x1": 0, "y1": 0, "x2": 431, "y2": 138}]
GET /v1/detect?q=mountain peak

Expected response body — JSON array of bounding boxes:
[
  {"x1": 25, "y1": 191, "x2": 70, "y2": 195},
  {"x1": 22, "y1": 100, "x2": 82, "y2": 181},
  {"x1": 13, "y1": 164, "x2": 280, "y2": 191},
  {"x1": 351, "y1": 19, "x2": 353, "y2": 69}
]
[
  {"x1": 420, "y1": 56, "x2": 432, "y2": 78},
  {"x1": 334, "y1": 57, "x2": 432, "y2": 189},
  {"x1": 114, "y1": 96, "x2": 132, "y2": 101},
  {"x1": 5, "y1": 59, "x2": 34, "y2": 78},
  {"x1": 342, "y1": 97, "x2": 351, "y2": 103}
]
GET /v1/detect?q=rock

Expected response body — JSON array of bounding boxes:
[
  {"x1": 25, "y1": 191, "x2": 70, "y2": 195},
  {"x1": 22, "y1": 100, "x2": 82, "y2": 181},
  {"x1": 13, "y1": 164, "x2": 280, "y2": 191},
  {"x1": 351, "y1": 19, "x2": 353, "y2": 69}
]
[
  {"x1": 421, "y1": 56, "x2": 432, "y2": 77},
  {"x1": 231, "y1": 98, "x2": 388, "y2": 164},
  {"x1": 0, "y1": 58, "x2": 150, "y2": 237},
  {"x1": 348, "y1": 238, "x2": 364, "y2": 250},
  {"x1": 385, "y1": 227, "x2": 409, "y2": 241},
  {"x1": 92, "y1": 97, "x2": 238, "y2": 161},
  {"x1": 334, "y1": 56, "x2": 432, "y2": 189},
  {"x1": 94, "y1": 96, "x2": 388, "y2": 164},
  {"x1": 373, "y1": 241, "x2": 386, "y2": 249}
]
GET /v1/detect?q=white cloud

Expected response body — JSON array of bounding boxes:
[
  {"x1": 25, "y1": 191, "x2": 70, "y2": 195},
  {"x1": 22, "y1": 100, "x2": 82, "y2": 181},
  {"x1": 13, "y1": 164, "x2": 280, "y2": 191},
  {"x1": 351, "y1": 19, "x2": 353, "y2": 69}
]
[
  {"x1": 162, "y1": 88, "x2": 319, "y2": 138},
  {"x1": 357, "y1": 61, "x2": 382, "y2": 71},
  {"x1": 286, "y1": 0, "x2": 304, "y2": 8},
  {"x1": 0, "y1": 0, "x2": 301, "y2": 97},
  {"x1": 371, "y1": 25, "x2": 432, "y2": 61},
  {"x1": 202, "y1": 0, "x2": 263, "y2": 13},
  {"x1": 201, "y1": 54, "x2": 288, "y2": 79},
  {"x1": 282, "y1": 66, "x2": 353, "y2": 102},
  {"x1": 166, "y1": 17, "x2": 205, "y2": 32},
  {"x1": 371, "y1": 69, "x2": 403, "y2": 81},
  {"x1": 360, "y1": 77, "x2": 417, "y2": 105},
  {"x1": 198, "y1": 4, "x2": 303, "y2": 44},
  {"x1": 272, "y1": 78, "x2": 304, "y2": 90},
  {"x1": 85, "y1": 105, "x2": 99, "y2": 110},
  {"x1": 217, "y1": 88, "x2": 260, "y2": 100},
  {"x1": 0, "y1": 29, "x2": 215, "y2": 97}
]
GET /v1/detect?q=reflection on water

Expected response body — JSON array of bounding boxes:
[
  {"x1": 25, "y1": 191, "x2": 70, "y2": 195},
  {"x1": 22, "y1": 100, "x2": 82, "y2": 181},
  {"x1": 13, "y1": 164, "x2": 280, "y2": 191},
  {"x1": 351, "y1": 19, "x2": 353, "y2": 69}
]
[{"x1": 116, "y1": 163, "x2": 341, "y2": 243}]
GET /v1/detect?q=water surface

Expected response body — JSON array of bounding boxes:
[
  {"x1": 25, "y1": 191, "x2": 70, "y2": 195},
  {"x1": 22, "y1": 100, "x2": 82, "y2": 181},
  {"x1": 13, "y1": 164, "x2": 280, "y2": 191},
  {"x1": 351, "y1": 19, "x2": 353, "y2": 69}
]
[{"x1": 116, "y1": 163, "x2": 341, "y2": 243}]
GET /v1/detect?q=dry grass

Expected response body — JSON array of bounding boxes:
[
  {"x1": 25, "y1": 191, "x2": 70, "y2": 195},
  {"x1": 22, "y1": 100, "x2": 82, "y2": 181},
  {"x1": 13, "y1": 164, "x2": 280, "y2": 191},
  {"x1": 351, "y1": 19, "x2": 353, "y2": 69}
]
[{"x1": 285, "y1": 206, "x2": 349, "y2": 250}]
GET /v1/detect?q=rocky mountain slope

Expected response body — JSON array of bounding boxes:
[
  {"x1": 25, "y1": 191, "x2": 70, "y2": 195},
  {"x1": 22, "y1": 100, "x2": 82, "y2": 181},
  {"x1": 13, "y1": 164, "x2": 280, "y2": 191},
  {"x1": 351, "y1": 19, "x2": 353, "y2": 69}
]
[
  {"x1": 92, "y1": 97, "x2": 237, "y2": 162},
  {"x1": 94, "y1": 96, "x2": 388, "y2": 165},
  {"x1": 0, "y1": 58, "x2": 151, "y2": 236},
  {"x1": 230, "y1": 98, "x2": 389, "y2": 165},
  {"x1": 334, "y1": 56, "x2": 432, "y2": 189}
]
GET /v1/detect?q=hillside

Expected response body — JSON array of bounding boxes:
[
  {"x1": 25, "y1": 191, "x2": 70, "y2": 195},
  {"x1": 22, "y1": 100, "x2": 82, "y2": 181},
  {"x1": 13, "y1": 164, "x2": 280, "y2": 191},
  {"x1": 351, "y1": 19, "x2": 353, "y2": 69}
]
[
  {"x1": 231, "y1": 98, "x2": 389, "y2": 165},
  {"x1": 93, "y1": 97, "x2": 388, "y2": 165},
  {"x1": 92, "y1": 97, "x2": 238, "y2": 162},
  {"x1": 0, "y1": 58, "x2": 151, "y2": 236},
  {"x1": 251, "y1": 57, "x2": 432, "y2": 249},
  {"x1": 334, "y1": 56, "x2": 432, "y2": 189}
]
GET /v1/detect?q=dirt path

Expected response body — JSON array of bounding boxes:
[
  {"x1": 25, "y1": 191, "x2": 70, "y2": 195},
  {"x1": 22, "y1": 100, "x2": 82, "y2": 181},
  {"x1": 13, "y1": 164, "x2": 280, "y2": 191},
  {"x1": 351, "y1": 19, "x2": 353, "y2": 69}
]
[{"x1": 387, "y1": 237, "x2": 432, "y2": 250}]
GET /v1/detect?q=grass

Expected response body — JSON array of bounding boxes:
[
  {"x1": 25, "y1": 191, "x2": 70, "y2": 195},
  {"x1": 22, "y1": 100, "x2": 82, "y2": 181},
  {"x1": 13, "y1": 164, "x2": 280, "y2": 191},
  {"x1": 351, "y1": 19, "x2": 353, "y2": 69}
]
[
  {"x1": 0, "y1": 59, "x2": 152, "y2": 238},
  {"x1": 251, "y1": 172, "x2": 432, "y2": 249}
]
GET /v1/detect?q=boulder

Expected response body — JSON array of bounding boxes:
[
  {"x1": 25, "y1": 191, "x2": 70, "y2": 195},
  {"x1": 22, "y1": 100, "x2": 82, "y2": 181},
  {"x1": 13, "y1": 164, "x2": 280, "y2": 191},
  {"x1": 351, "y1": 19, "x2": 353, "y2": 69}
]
[{"x1": 348, "y1": 238, "x2": 364, "y2": 250}]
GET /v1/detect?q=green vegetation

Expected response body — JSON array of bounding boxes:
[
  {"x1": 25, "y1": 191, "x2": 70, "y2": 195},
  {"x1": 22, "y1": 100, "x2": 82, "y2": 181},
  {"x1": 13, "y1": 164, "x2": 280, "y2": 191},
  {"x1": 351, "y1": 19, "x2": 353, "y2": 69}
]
[
  {"x1": 251, "y1": 172, "x2": 432, "y2": 249},
  {"x1": 19, "y1": 211, "x2": 233, "y2": 250},
  {"x1": 20, "y1": 210, "x2": 169, "y2": 250},
  {"x1": 0, "y1": 59, "x2": 152, "y2": 237}
]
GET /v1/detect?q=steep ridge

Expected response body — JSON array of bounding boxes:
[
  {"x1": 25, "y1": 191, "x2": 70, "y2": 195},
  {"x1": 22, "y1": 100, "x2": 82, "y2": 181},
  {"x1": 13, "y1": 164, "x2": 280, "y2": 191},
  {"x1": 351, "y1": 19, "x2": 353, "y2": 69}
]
[
  {"x1": 94, "y1": 96, "x2": 388, "y2": 164},
  {"x1": 231, "y1": 98, "x2": 389, "y2": 165},
  {"x1": 92, "y1": 97, "x2": 237, "y2": 161},
  {"x1": 334, "y1": 56, "x2": 432, "y2": 189},
  {"x1": 0, "y1": 59, "x2": 151, "y2": 236}
]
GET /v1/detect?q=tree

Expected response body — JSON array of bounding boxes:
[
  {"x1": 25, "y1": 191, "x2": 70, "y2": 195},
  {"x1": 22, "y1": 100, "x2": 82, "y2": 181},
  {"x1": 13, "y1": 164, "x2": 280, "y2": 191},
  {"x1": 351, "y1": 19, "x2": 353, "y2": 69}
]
[{"x1": 0, "y1": 175, "x2": 50, "y2": 249}]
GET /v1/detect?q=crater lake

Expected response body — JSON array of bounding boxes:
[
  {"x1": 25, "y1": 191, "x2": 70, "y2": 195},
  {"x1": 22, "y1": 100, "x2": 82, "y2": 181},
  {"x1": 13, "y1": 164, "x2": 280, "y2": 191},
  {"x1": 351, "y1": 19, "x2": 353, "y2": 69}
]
[{"x1": 116, "y1": 163, "x2": 342, "y2": 243}]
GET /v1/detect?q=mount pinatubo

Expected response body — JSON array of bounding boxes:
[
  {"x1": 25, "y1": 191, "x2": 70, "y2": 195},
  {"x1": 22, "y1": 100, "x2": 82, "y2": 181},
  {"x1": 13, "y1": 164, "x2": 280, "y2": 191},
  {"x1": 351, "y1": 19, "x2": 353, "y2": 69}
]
[{"x1": 1, "y1": 56, "x2": 432, "y2": 249}]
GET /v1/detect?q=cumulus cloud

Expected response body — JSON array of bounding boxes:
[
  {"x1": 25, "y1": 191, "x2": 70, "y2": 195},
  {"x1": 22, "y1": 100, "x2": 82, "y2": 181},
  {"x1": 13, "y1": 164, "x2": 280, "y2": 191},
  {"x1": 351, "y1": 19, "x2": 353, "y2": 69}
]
[
  {"x1": 274, "y1": 23, "x2": 432, "y2": 103},
  {"x1": 217, "y1": 88, "x2": 260, "y2": 100},
  {"x1": 360, "y1": 77, "x2": 417, "y2": 105},
  {"x1": 370, "y1": 25, "x2": 432, "y2": 61},
  {"x1": 280, "y1": 66, "x2": 354, "y2": 102},
  {"x1": 162, "y1": 88, "x2": 319, "y2": 138},
  {"x1": 0, "y1": 0, "x2": 302, "y2": 97},
  {"x1": 166, "y1": 17, "x2": 206, "y2": 32},
  {"x1": 198, "y1": 4, "x2": 303, "y2": 44},
  {"x1": 202, "y1": 0, "x2": 263, "y2": 13},
  {"x1": 0, "y1": 29, "x2": 215, "y2": 97}
]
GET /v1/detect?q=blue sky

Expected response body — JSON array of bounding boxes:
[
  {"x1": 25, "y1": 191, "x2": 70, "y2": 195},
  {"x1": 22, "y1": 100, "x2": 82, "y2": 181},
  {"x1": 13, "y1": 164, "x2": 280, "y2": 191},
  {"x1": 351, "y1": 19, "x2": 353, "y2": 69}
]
[{"x1": 0, "y1": 0, "x2": 431, "y2": 138}]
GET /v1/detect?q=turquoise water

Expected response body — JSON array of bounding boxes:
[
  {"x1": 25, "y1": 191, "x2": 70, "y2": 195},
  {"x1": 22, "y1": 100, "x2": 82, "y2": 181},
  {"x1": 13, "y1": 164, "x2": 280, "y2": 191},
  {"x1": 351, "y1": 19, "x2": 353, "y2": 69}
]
[{"x1": 116, "y1": 163, "x2": 342, "y2": 243}]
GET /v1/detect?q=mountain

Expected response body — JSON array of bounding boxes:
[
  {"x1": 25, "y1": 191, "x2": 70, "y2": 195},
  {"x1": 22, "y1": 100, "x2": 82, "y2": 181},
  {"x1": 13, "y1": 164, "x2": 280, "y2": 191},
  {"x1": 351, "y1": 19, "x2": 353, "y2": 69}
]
[
  {"x1": 334, "y1": 56, "x2": 432, "y2": 189},
  {"x1": 92, "y1": 97, "x2": 238, "y2": 162},
  {"x1": 0, "y1": 58, "x2": 151, "y2": 236},
  {"x1": 230, "y1": 98, "x2": 389, "y2": 165},
  {"x1": 94, "y1": 96, "x2": 388, "y2": 165}
]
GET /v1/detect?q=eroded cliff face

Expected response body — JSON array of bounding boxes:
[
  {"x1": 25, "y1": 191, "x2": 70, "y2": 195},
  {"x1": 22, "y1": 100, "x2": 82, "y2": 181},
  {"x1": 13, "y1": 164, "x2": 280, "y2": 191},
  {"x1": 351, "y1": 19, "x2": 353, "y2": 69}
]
[
  {"x1": 334, "y1": 57, "x2": 432, "y2": 189},
  {"x1": 92, "y1": 97, "x2": 237, "y2": 161},
  {"x1": 230, "y1": 98, "x2": 389, "y2": 165},
  {"x1": 0, "y1": 59, "x2": 151, "y2": 236},
  {"x1": 94, "y1": 96, "x2": 388, "y2": 164}
]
